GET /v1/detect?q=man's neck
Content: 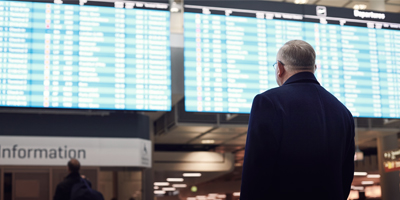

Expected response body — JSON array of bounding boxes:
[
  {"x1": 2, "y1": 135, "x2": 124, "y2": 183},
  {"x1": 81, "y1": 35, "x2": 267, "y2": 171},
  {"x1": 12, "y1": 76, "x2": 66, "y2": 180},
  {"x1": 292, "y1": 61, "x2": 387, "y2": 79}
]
[
  {"x1": 282, "y1": 70, "x2": 314, "y2": 85},
  {"x1": 69, "y1": 171, "x2": 80, "y2": 176}
]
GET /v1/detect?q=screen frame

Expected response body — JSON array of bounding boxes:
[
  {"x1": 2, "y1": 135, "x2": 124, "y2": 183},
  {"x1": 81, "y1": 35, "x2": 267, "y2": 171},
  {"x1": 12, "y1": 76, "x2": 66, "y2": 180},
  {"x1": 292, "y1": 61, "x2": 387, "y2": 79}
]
[
  {"x1": 183, "y1": 0, "x2": 400, "y2": 117},
  {"x1": 0, "y1": 0, "x2": 172, "y2": 112}
]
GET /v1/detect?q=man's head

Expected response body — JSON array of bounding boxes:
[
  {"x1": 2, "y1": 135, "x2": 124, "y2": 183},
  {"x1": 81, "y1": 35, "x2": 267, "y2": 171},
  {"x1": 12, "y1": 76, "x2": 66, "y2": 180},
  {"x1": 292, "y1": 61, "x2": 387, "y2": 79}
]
[
  {"x1": 275, "y1": 40, "x2": 316, "y2": 86},
  {"x1": 68, "y1": 159, "x2": 80, "y2": 173}
]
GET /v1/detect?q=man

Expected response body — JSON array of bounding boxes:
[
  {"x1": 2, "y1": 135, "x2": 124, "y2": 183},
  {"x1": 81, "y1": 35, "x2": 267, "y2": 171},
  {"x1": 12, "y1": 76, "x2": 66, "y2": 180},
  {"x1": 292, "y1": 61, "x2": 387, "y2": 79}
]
[
  {"x1": 240, "y1": 40, "x2": 355, "y2": 199},
  {"x1": 53, "y1": 159, "x2": 85, "y2": 200}
]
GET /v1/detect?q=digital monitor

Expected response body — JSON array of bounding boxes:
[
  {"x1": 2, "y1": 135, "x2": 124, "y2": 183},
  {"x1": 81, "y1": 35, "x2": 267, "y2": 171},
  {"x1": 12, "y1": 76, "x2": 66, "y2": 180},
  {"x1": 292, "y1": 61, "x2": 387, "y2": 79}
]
[
  {"x1": 0, "y1": 0, "x2": 171, "y2": 111},
  {"x1": 184, "y1": 1, "x2": 400, "y2": 118}
]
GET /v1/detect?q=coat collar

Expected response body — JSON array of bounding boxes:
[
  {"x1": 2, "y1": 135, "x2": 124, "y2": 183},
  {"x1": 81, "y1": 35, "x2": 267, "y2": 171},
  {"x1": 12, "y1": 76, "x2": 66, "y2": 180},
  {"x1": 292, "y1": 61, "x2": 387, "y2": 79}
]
[
  {"x1": 66, "y1": 172, "x2": 80, "y2": 179},
  {"x1": 282, "y1": 72, "x2": 320, "y2": 86}
]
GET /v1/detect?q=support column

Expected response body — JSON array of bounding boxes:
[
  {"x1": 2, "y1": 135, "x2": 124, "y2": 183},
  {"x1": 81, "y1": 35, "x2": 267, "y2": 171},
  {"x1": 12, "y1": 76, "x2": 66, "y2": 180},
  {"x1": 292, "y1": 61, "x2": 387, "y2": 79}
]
[
  {"x1": 0, "y1": 167, "x2": 3, "y2": 200},
  {"x1": 142, "y1": 117, "x2": 155, "y2": 200},
  {"x1": 113, "y1": 171, "x2": 118, "y2": 200},
  {"x1": 369, "y1": 0, "x2": 385, "y2": 12},
  {"x1": 142, "y1": 168, "x2": 154, "y2": 200},
  {"x1": 377, "y1": 134, "x2": 400, "y2": 200},
  {"x1": 169, "y1": 0, "x2": 184, "y2": 34},
  {"x1": 118, "y1": 171, "x2": 142, "y2": 200}
]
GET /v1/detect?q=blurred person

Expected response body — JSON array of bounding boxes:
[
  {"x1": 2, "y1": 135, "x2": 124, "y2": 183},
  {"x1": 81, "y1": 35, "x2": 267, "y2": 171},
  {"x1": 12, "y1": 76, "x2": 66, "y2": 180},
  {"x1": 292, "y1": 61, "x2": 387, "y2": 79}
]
[
  {"x1": 54, "y1": 159, "x2": 103, "y2": 200},
  {"x1": 54, "y1": 159, "x2": 83, "y2": 200},
  {"x1": 240, "y1": 40, "x2": 355, "y2": 200}
]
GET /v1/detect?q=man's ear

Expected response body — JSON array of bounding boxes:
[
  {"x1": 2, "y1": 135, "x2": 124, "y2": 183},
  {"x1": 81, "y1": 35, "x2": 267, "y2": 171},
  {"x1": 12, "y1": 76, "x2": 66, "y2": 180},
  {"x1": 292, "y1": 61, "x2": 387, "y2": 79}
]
[
  {"x1": 277, "y1": 61, "x2": 285, "y2": 77},
  {"x1": 314, "y1": 65, "x2": 317, "y2": 72}
]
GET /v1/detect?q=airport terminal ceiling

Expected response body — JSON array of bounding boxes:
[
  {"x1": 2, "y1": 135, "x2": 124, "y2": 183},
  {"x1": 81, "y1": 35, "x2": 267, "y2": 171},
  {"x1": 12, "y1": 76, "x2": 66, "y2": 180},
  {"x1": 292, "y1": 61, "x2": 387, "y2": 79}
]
[
  {"x1": 0, "y1": 0, "x2": 399, "y2": 155},
  {"x1": 1, "y1": 0, "x2": 400, "y2": 199}
]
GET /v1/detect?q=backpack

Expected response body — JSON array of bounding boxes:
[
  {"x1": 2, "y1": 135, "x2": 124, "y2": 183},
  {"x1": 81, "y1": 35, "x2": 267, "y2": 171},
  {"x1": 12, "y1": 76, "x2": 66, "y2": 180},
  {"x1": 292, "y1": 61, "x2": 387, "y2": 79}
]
[{"x1": 70, "y1": 178, "x2": 104, "y2": 200}]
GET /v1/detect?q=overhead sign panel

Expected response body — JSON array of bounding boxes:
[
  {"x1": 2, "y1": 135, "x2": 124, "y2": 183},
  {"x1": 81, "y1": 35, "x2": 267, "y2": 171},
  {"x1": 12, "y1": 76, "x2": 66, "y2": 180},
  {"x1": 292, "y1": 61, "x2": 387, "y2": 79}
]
[{"x1": 0, "y1": 136, "x2": 151, "y2": 167}]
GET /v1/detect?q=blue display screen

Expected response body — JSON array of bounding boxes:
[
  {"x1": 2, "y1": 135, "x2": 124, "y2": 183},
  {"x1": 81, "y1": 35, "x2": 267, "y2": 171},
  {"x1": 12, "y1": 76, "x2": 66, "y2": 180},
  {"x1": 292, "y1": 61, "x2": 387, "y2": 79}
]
[
  {"x1": 0, "y1": 0, "x2": 171, "y2": 111},
  {"x1": 184, "y1": 3, "x2": 400, "y2": 118}
]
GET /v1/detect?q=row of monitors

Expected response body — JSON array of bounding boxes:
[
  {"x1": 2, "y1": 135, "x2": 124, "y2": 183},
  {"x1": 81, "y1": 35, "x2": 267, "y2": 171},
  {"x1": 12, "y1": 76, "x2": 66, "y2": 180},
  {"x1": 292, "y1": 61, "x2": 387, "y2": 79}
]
[{"x1": 1, "y1": 0, "x2": 400, "y2": 118}]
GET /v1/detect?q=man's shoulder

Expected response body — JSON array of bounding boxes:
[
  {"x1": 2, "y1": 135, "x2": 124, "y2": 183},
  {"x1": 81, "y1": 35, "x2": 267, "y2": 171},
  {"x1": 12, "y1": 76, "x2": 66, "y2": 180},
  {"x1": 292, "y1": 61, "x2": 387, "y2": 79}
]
[
  {"x1": 259, "y1": 86, "x2": 290, "y2": 100},
  {"x1": 260, "y1": 86, "x2": 282, "y2": 96},
  {"x1": 56, "y1": 178, "x2": 71, "y2": 189},
  {"x1": 57, "y1": 175, "x2": 81, "y2": 188},
  {"x1": 260, "y1": 84, "x2": 351, "y2": 113}
]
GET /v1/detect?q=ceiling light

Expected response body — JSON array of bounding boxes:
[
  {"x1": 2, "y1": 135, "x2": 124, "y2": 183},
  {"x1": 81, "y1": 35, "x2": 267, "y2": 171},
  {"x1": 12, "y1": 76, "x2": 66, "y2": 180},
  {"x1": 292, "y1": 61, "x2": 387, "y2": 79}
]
[
  {"x1": 162, "y1": 187, "x2": 176, "y2": 191},
  {"x1": 217, "y1": 194, "x2": 226, "y2": 198},
  {"x1": 362, "y1": 181, "x2": 374, "y2": 185},
  {"x1": 294, "y1": 0, "x2": 308, "y2": 4},
  {"x1": 208, "y1": 193, "x2": 218, "y2": 197},
  {"x1": 365, "y1": 185, "x2": 381, "y2": 198},
  {"x1": 167, "y1": 178, "x2": 184, "y2": 182},
  {"x1": 173, "y1": 184, "x2": 187, "y2": 188},
  {"x1": 353, "y1": 4, "x2": 367, "y2": 10},
  {"x1": 367, "y1": 174, "x2": 381, "y2": 178},
  {"x1": 154, "y1": 186, "x2": 159, "y2": 190},
  {"x1": 354, "y1": 150, "x2": 364, "y2": 161},
  {"x1": 171, "y1": 7, "x2": 179, "y2": 12},
  {"x1": 187, "y1": 198, "x2": 196, "y2": 200},
  {"x1": 351, "y1": 185, "x2": 364, "y2": 191},
  {"x1": 348, "y1": 190, "x2": 360, "y2": 199},
  {"x1": 354, "y1": 172, "x2": 367, "y2": 176},
  {"x1": 183, "y1": 173, "x2": 202, "y2": 177},
  {"x1": 196, "y1": 195, "x2": 207, "y2": 200},
  {"x1": 170, "y1": 2, "x2": 182, "y2": 13},
  {"x1": 202, "y1": 140, "x2": 215, "y2": 144},
  {"x1": 233, "y1": 192, "x2": 240, "y2": 196},
  {"x1": 154, "y1": 182, "x2": 169, "y2": 186},
  {"x1": 154, "y1": 190, "x2": 166, "y2": 194}
]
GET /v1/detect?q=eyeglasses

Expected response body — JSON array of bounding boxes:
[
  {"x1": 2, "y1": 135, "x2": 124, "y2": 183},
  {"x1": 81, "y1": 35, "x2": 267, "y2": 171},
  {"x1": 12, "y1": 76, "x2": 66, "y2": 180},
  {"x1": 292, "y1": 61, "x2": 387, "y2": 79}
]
[{"x1": 272, "y1": 60, "x2": 285, "y2": 69}]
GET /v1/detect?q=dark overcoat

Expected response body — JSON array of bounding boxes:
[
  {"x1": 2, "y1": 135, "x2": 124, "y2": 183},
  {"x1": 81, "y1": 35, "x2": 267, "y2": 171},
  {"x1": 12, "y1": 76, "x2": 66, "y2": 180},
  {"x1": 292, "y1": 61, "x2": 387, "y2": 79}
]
[{"x1": 241, "y1": 72, "x2": 355, "y2": 200}]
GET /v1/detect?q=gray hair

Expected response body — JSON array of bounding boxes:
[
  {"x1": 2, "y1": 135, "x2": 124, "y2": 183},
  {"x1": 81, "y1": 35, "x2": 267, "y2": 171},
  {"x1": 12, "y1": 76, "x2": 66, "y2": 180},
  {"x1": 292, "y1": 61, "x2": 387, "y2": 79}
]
[{"x1": 278, "y1": 40, "x2": 316, "y2": 71}]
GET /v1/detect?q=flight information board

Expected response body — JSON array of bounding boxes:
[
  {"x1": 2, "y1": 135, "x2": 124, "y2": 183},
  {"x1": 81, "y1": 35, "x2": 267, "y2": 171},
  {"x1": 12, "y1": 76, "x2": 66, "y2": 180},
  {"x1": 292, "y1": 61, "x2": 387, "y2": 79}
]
[
  {"x1": 0, "y1": 0, "x2": 171, "y2": 111},
  {"x1": 184, "y1": 1, "x2": 400, "y2": 118}
]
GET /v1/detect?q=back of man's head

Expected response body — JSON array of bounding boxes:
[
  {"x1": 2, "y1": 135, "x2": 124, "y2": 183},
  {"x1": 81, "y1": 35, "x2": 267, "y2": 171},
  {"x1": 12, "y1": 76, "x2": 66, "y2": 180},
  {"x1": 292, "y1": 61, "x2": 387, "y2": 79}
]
[
  {"x1": 278, "y1": 40, "x2": 316, "y2": 72},
  {"x1": 68, "y1": 159, "x2": 80, "y2": 173}
]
